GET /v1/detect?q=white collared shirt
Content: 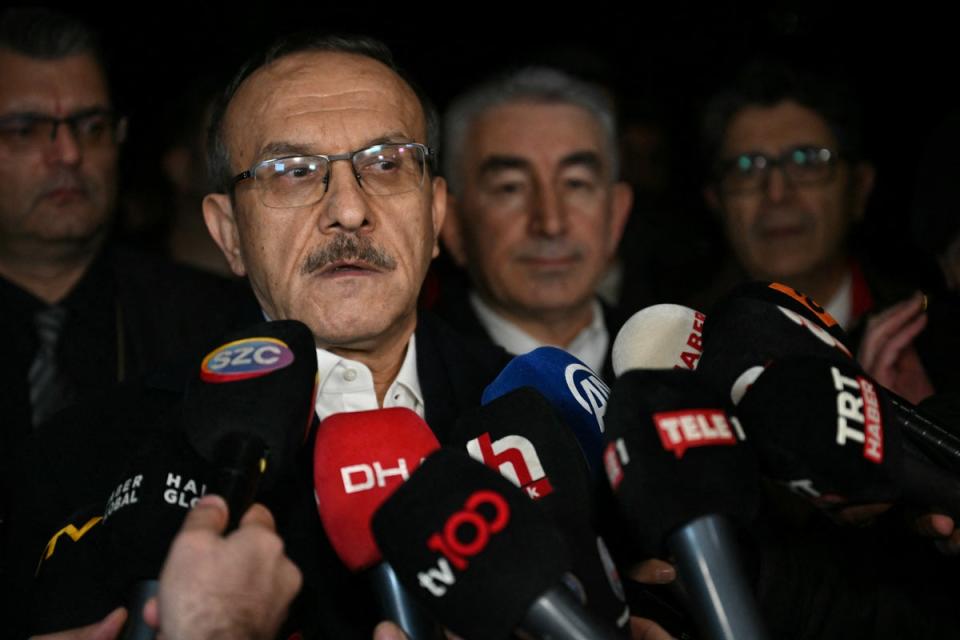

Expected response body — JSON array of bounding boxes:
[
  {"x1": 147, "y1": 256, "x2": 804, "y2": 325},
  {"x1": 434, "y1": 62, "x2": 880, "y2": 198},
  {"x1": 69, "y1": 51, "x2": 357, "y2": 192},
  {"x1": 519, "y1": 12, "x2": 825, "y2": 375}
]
[
  {"x1": 469, "y1": 292, "x2": 609, "y2": 372},
  {"x1": 313, "y1": 334, "x2": 424, "y2": 422},
  {"x1": 823, "y1": 269, "x2": 853, "y2": 330}
]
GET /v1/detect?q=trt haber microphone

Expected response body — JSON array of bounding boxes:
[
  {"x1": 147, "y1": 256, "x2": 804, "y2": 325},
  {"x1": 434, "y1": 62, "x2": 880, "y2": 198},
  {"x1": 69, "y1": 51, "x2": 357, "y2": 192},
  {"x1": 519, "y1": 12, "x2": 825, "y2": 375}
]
[
  {"x1": 482, "y1": 346, "x2": 609, "y2": 475},
  {"x1": 313, "y1": 408, "x2": 440, "y2": 640},
  {"x1": 183, "y1": 319, "x2": 318, "y2": 529},
  {"x1": 453, "y1": 387, "x2": 630, "y2": 633},
  {"x1": 603, "y1": 368, "x2": 768, "y2": 640},
  {"x1": 101, "y1": 429, "x2": 212, "y2": 640},
  {"x1": 735, "y1": 355, "x2": 960, "y2": 518},
  {"x1": 611, "y1": 303, "x2": 706, "y2": 375},
  {"x1": 373, "y1": 448, "x2": 624, "y2": 640}
]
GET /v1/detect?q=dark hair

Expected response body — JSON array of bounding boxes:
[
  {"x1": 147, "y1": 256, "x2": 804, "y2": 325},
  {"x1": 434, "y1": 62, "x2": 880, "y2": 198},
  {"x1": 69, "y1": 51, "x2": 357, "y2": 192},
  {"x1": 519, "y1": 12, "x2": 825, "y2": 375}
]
[
  {"x1": 701, "y1": 61, "x2": 865, "y2": 179},
  {"x1": 0, "y1": 7, "x2": 104, "y2": 64},
  {"x1": 206, "y1": 33, "x2": 439, "y2": 194}
]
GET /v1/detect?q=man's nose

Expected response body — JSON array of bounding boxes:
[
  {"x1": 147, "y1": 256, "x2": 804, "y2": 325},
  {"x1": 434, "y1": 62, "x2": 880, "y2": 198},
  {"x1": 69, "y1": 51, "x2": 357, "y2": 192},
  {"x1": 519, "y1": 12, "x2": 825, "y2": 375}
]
[
  {"x1": 762, "y1": 165, "x2": 793, "y2": 203},
  {"x1": 44, "y1": 121, "x2": 82, "y2": 166},
  {"x1": 317, "y1": 160, "x2": 371, "y2": 232},
  {"x1": 528, "y1": 184, "x2": 567, "y2": 237}
]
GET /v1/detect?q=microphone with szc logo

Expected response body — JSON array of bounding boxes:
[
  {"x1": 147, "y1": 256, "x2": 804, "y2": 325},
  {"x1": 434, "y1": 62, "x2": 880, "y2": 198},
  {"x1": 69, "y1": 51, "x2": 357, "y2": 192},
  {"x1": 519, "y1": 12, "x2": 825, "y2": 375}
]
[{"x1": 372, "y1": 447, "x2": 624, "y2": 640}]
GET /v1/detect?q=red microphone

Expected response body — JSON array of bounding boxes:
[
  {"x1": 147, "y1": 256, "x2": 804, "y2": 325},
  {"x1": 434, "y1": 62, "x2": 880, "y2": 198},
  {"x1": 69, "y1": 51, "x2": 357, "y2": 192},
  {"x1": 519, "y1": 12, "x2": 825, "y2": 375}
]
[{"x1": 313, "y1": 408, "x2": 440, "y2": 638}]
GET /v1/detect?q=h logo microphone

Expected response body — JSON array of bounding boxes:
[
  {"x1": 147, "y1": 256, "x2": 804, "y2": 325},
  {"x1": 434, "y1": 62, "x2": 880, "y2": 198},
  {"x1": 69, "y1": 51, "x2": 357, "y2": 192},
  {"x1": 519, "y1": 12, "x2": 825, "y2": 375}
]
[{"x1": 466, "y1": 433, "x2": 554, "y2": 499}]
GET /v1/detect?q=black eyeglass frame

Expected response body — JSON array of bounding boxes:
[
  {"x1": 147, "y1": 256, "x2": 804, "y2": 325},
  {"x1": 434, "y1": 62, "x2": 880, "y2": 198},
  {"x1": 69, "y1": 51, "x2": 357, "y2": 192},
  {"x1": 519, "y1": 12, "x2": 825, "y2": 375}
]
[
  {"x1": 714, "y1": 145, "x2": 842, "y2": 194},
  {"x1": 0, "y1": 108, "x2": 126, "y2": 146}
]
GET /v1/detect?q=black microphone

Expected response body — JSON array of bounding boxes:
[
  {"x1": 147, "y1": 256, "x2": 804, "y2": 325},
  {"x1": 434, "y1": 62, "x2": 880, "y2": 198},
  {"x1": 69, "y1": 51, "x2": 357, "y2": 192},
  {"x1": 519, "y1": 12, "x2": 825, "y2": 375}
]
[
  {"x1": 603, "y1": 368, "x2": 768, "y2": 640},
  {"x1": 735, "y1": 354, "x2": 960, "y2": 518},
  {"x1": 453, "y1": 387, "x2": 630, "y2": 634},
  {"x1": 372, "y1": 448, "x2": 623, "y2": 640}
]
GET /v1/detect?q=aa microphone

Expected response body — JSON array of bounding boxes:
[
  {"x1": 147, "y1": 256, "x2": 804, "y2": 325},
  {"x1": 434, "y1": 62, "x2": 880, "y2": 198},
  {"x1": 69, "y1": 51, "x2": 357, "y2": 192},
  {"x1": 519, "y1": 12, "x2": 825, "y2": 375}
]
[
  {"x1": 29, "y1": 503, "x2": 116, "y2": 635},
  {"x1": 101, "y1": 429, "x2": 212, "y2": 640},
  {"x1": 482, "y1": 346, "x2": 609, "y2": 475},
  {"x1": 453, "y1": 387, "x2": 630, "y2": 634},
  {"x1": 313, "y1": 408, "x2": 440, "y2": 640},
  {"x1": 700, "y1": 281, "x2": 960, "y2": 471},
  {"x1": 372, "y1": 447, "x2": 623, "y2": 640},
  {"x1": 182, "y1": 319, "x2": 318, "y2": 529},
  {"x1": 603, "y1": 369, "x2": 768, "y2": 640},
  {"x1": 735, "y1": 355, "x2": 960, "y2": 518},
  {"x1": 611, "y1": 303, "x2": 706, "y2": 375}
]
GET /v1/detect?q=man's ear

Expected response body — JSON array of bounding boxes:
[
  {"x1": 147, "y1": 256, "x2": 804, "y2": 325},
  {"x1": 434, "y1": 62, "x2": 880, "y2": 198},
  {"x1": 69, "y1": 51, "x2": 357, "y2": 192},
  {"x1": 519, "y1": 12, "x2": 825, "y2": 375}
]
[
  {"x1": 429, "y1": 176, "x2": 448, "y2": 259},
  {"x1": 850, "y1": 162, "x2": 876, "y2": 222},
  {"x1": 202, "y1": 193, "x2": 246, "y2": 277},
  {"x1": 438, "y1": 189, "x2": 468, "y2": 267},
  {"x1": 606, "y1": 181, "x2": 634, "y2": 255}
]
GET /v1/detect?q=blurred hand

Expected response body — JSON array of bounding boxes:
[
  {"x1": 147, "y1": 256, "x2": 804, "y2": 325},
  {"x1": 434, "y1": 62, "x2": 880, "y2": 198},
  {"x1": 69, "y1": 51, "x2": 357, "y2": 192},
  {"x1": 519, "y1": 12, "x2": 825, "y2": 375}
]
[{"x1": 29, "y1": 608, "x2": 127, "y2": 640}]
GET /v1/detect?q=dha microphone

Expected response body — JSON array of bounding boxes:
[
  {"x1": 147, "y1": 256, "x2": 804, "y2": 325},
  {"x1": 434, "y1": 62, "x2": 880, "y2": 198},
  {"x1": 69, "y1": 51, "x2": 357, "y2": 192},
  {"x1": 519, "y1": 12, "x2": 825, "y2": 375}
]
[
  {"x1": 183, "y1": 319, "x2": 318, "y2": 529},
  {"x1": 603, "y1": 369, "x2": 768, "y2": 640},
  {"x1": 313, "y1": 408, "x2": 440, "y2": 640},
  {"x1": 453, "y1": 387, "x2": 630, "y2": 634},
  {"x1": 611, "y1": 303, "x2": 707, "y2": 375},
  {"x1": 699, "y1": 281, "x2": 960, "y2": 471},
  {"x1": 482, "y1": 346, "x2": 609, "y2": 475},
  {"x1": 735, "y1": 355, "x2": 960, "y2": 518},
  {"x1": 372, "y1": 447, "x2": 623, "y2": 640}
]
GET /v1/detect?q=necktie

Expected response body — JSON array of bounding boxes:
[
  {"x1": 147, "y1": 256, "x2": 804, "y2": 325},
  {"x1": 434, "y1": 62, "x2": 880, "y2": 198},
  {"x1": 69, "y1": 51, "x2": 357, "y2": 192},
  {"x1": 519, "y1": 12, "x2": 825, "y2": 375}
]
[{"x1": 27, "y1": 305, "x2": 76, "y2": 426}]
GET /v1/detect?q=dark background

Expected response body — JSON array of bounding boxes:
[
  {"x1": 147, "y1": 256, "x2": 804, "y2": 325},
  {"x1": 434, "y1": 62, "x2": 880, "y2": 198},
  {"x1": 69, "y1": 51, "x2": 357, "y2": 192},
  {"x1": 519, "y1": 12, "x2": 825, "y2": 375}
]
[{"x1": 41, "y1": 2, "x2": 960, "y2": 286}]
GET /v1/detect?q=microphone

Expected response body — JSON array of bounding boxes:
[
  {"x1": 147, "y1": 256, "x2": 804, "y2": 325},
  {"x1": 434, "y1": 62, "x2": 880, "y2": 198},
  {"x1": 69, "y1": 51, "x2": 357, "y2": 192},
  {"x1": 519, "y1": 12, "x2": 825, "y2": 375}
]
[
  {"x1": 313, "y1": 408, "x2": 440, "y2": 640},
  {"x1": 372, "y1": 447, "x2": 624, "y2": 640},
  {"x1": 735, "y1": 355, "x2": 960, "y2": 517},
  {"x1": 603, "y1": 368, "x2": 768, "y2": 640},
  {"x1": 611, "y1": 303, "x2": 707, "y2": 375},
  {"x1": 182, "y1": 319, "x2": 318, "y2": 528},
  {"x1": 100, "y1": 430, "x2": 211, "y2": 640},
  {"x1": 452, "y1": 387, "x2": 630, "y2": 633},
  {"x1": 482, "y1": 346, "x2": 609, "y2": 475},
  {"x1": 699, "y1": 281, "x2": 960, "y2": 471}
]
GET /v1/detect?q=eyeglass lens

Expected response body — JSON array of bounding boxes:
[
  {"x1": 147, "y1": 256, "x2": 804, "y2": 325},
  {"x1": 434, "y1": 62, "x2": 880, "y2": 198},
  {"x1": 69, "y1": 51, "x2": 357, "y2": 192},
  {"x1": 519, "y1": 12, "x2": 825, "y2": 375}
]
[{"x1": 721, "y1": 146, "x2": 835, "y2": 193}]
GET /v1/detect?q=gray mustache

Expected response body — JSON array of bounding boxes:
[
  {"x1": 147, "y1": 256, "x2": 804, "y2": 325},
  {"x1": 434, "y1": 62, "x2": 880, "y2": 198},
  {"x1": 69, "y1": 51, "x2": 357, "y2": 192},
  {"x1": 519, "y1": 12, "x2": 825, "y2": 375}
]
[{"x1": 301, "y1": 234, "x2": 397, "y2": 275}]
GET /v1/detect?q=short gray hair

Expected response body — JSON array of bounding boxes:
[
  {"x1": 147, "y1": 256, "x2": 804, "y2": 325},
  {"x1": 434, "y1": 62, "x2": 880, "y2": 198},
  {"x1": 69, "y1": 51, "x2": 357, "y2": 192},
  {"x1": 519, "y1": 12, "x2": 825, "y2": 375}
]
[{"x1": 443, "y1": 67, "x2": 619, "y2": 195}]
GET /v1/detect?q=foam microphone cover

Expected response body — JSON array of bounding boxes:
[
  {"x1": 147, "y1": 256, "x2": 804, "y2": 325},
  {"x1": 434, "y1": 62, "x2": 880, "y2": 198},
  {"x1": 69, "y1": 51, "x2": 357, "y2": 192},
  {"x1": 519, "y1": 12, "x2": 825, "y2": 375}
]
[
  {"x1": 372, "y1": 448, "x2": 570, "y2": 640},
  {"x1": 101, "y1": 429, "x2": 211, "y2": 583},
  {"x1": 313, "y1": 408, "x2": 440, "y2": 571},
  {"x1": 611, "y1": 303, "x2": 706, "y2": 375},
  {"x1": 603, "y1": 369, "x2": 759, "y2": 557},
  {"x1": 183, "y1": 319, "x2": 317, "y2": 504},
  {"x1": 699, "y1": 281, "x2": 854, "y2": 404},
  {"x1": 453, "y1": 387, "x2": 628, "y2": 629},
  {"x1": 482, "y1": 346, "x2": 609, "y2": 474},
  {"x1": 30, "y1": 504, "x2": 118, "y2": 634},
  {"x1": 728, "y1": 281, "x2": 851, "y2": 347},
  {"x1": 735, "y1": 355, "x2": 905, "y2": 506}
]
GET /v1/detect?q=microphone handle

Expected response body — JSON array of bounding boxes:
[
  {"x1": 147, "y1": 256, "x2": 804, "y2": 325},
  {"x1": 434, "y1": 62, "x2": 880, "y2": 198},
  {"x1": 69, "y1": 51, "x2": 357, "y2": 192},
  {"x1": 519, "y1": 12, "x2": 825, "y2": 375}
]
[
  {"x1": 521, "y1": 582, "x2": 626, "y2": 640},
  {"x1": 368, "y1": 562, "x2": 439, "y2": 640},
  {"x1": 120, "y1": 579, "x2": 158, "y2": 640},
  {"x1": 211, "y1": 432, "x2": 266, "y2": 531},
  {"x1": 890, "y1": 394, "x2": 960, "y2": 474},
  {"x1": 667, "y1": 515, "x2": 768, "y2": 640}
]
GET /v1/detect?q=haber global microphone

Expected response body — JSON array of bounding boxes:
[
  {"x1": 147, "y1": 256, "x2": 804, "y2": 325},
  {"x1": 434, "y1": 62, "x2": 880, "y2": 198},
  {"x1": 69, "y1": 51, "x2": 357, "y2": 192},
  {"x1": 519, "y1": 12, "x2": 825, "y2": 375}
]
[
  {"x1": 372, "y1": 448, "x2": 623, "y2": 640},
  {"x1": 482, "y1": 347, "x2": 610, "y2": 475},
  {"x1": 313, "y1": 408, "x2": 440, "y2": 640},
  {"x1": 611, "y1": 303, "x2": 707, "y2": 375},
  {"x1": 603, "y1": 368, "x2": 768, "y2": 640},
  {"x1": 182, "y1": 319, "x2": 318, "y2": 529},
  {"x1": 452, "y1": 387, "x2": 630, "y2": 634}
]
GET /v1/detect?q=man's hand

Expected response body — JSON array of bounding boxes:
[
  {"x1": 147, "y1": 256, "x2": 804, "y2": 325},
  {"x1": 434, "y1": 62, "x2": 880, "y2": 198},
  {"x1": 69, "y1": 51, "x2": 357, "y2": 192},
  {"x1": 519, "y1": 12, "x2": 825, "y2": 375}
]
[
  {"x1": 144, "y1": 495, "x2": 302, "y2": 640},
  {"x1": 29, "y1": 608, "x2": 127, "y2": 640},
  {"x1": 626, "y1": 559, "x2": 676, "y2": 640},
  {"x1": 858, "y1": 292, "x2": 935, "y2": 404}
]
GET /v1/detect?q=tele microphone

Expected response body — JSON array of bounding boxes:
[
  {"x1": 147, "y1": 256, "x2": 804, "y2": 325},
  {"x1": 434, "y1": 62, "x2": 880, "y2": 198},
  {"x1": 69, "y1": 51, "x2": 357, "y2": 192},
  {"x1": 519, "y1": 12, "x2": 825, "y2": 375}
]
[
  {"x1": 482, "y1": 346, "x2": 610, "y2": 475},
  {"x1": 313, "y1": 408, "x2": 440, "y2": 640},
  {"x1": 735, "y1": 355, "x2": 960, "y2": 518},
  {"x1": 182, "y1": 319, "x2": 318, "y2": 529},
  {"x1": 603, "y1": 369, "x2": 768, "y2": 640},
  {"x1": 453, "y1": 387, "x2": 630, "y2": 633},
  {"x1": 611, "y1": 303, "x2": 707, "y2": 375},
  {"x1": 372, "y1": 447, "x2": 623, "y2": 640}
]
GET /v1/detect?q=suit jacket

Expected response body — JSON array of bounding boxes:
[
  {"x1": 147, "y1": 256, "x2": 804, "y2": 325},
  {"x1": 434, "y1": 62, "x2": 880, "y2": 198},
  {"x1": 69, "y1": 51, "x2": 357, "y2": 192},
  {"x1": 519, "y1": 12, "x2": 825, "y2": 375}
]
[{"x1": 3, "y1": 311, "x2": 509, "y2": 638}]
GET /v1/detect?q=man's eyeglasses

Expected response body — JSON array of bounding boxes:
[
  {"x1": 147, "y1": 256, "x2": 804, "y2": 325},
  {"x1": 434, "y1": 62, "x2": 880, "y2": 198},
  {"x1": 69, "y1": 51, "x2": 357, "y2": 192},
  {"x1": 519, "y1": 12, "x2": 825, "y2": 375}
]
[
  {"x1": 0, "y1": 109, "x2": 126, "y2": 151},
  {"x1": 232, "y1": 142, "x2": 432, "y2": 208},
  {"x1": 716, "y1": 146, "x2": 840, "y2": 195}
]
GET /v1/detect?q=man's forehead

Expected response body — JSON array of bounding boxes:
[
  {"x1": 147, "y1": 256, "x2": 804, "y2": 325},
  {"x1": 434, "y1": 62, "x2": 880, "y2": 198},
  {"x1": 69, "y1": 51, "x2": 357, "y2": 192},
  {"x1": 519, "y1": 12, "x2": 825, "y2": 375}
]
[
  {"x1": 722, "y1": 100, "x2": 837, "y2": 155},
  {"x1": 0, "y1": 50, "x2": 110, "y2": 114},
  {"x1": 225, "y1": 51, "x2": 425, "y2": 166}
]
